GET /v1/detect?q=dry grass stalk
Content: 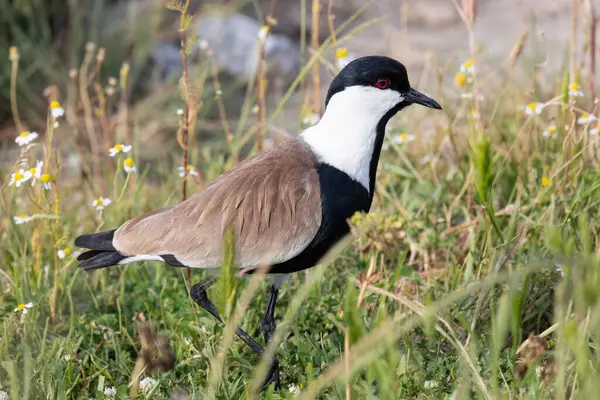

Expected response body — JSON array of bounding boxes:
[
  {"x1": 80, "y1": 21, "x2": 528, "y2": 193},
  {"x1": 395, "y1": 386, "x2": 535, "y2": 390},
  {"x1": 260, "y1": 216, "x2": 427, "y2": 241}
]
[
  {"x1": 508, "y1": 31, "x2": 529, "y2": 71},
  {"x1": 311, "y1": 0, "x2": 321, "y2": 115}
]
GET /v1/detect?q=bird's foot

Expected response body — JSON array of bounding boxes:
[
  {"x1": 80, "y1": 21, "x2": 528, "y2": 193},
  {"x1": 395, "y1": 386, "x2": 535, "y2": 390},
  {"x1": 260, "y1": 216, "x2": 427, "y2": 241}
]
[{"x1": 260, "y1": 356, "x2": 281, "y2": 392}]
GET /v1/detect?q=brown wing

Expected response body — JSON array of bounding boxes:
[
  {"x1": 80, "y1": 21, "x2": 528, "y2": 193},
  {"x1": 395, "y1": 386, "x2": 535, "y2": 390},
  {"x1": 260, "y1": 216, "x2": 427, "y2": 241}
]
[{"x1": 113, "y1": 139, "x2": 322, "y2": 269}]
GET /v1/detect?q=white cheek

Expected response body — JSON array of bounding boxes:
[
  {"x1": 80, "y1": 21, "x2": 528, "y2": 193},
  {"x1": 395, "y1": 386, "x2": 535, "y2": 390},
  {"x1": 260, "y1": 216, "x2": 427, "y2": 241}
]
[{"x1": 301, "y1": 86, "x2": 404, "y2": 191}]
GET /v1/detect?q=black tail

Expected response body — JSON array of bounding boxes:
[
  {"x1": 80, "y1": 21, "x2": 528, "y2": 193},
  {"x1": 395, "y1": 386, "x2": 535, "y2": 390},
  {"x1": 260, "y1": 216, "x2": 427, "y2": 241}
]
[{"x1": 74, "y1": 229, "x2": 126, "y2": 271}]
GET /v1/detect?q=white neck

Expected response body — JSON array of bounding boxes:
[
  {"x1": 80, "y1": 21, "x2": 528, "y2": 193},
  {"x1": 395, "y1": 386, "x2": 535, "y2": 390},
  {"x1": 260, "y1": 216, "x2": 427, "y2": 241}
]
[{"x1": 300, "y1": 86, "x2": 403, "y2": 191}]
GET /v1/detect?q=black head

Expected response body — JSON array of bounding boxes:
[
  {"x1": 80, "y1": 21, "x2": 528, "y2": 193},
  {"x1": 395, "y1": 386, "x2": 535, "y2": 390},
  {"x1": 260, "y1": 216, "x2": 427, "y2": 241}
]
[{"x1": 325, "y1": 55, "x2": 442, "y2": 111}]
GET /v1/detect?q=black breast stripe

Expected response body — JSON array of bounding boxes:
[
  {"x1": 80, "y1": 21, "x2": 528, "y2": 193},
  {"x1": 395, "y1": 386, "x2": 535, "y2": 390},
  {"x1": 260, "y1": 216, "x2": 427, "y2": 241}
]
[{"x1": 265, "y1": 163, "x2": 370, "y2": 274}]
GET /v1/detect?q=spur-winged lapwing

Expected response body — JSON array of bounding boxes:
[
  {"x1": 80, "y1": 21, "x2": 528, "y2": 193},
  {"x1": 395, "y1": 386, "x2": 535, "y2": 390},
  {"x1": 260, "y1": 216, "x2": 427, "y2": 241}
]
[{"x1": 75, "y1": 55, "x2": 441, "y2": 389}]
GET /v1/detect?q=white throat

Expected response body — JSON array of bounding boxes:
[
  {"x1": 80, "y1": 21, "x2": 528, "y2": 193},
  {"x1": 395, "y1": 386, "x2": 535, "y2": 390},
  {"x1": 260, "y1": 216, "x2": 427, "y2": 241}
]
[{"x1": 300, "y1": 86, "x2": 404, "y2": 191}]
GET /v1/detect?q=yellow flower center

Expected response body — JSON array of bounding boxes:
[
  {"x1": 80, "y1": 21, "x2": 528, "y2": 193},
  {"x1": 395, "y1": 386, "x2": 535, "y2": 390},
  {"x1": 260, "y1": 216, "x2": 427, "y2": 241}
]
[
  {"x1": 123, "y1": 158, "x2": 135, "y2": 167},
  {"x1": 20, "y1": 131, "x2": 29, "y2": 137},
  {"x1": 113, "y1": 144, "x2": 123, "y2": 152},
  {"x1": 95, "y1": 199, "x2": 103, "y2": 206},
  {"x1": 18, "y1": 215, "x2": 27, "y2": 219},
  {"x1": 17, "y1": 304, "x2": 25, "y2": 311},
  {"x1": 14, "y1": 172, "x2": 23, "y2": 180},
  {"x1": 186, "y1": 165, "x2": 194, "y2": 171},
  {"x1": 50, "y1": 100, "x2": 61, "y2": 109},
  {"x1": 541, "y1": 176, "x2": 551, "y2": 186},
  {"x1": 455, "y1": 72, "x2": 467, "y2": 87},
  {"x1": 400, "y1": 133, "x2": 409, "y2": 141},
  {"x1": 581, "y1": 113, "x2": 589, "y2": 119},
  {"x1": 527, "y1": 103, "x2": 538, "y2": 111},
  {"x1": 336, "y1": 48, "x2": 349, "y2": 59},
  {"x1": 463, "y1": 59, "x2": 474, "y2": 69},
  {"x1": 30, "y1": 167, "x2": 36, "y2": 175},
  {"x1": 547, "y1": 126, "x2": 556, "y2": 134},
  {"x1": 40, "y1": 174, "x2": 51, "y2": 183},
  {"x1": 63, "y1": 248, "x2": 72, "y2": 255}
]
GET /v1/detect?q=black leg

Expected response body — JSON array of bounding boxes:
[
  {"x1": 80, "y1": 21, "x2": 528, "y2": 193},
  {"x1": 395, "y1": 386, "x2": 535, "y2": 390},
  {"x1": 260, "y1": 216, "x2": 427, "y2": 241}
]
[
  {"x1": 259, "y1": 284, "x2": 280, "y2": 388},
  {"x1": 189, "y1": 278, "x2": 280, "y2": 390}
]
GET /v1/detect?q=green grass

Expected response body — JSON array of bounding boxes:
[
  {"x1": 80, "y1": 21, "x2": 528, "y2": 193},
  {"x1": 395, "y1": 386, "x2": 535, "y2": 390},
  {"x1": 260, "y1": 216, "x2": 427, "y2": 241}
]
[{"x1": 2, "y1": 2, "x2": 600, "y2": 399}]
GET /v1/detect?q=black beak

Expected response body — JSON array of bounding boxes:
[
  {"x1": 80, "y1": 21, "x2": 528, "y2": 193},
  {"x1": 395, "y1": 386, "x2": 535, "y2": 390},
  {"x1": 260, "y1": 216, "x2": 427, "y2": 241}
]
[{"x1": 404, "y1": 88, "x2": 442, "y2": 110}]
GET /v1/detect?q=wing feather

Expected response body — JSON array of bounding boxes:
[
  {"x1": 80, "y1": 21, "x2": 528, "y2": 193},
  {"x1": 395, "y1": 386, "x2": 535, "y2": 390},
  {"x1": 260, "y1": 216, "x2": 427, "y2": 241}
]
[{"x1": 113, "y1": 139, "x2": 322, "y2": 270}]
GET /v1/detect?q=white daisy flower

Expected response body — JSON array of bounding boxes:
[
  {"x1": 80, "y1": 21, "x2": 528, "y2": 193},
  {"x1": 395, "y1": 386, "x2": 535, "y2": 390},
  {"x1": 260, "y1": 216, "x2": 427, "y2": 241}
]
[
  {"x1": 15, "y1": 131, "x2": 38, "y2": 146},
  {"x1": 568, "y1": 82, "x2": 583, "y2": 97},
  {"x1": 9, "y1": 169, "x2": 32, "y2": 187},
  {"x1": 577, "y1": 113, "x2": 597, "y2": 125},
  {"x1": 57, "y1": 248, "x2": 72, "y2": 259},
  {"x1": 257, "y1": 25, "x2": 269, "y2": 41},
  {"x1": 542, "y1": 125, "x2": 557, "y2": 138},
  {"x1": 139, "y1": 377, "x2": 157, "y2": 394},
  {"x1": 53, "y1": 121, "x2": 60, "y2": 129},
  {"x1": 391, "y1": 133, "x2": 415, "y2": 144},
  {"x1": 108, "y1": 144, "x2": 132, "y2": 157},
  {"x1": 178, "y1": 165, "x2": 199, "y2": 177},
  {"x1": 523, "y1": 102, "x2": 544, "y2": 116},
  {"x1": 288, "y1": 384, "x2": 301, "y2": 396},
  {"x1": 589, "y1": 123, "x2": 599, "y2": 136},
  {"x1": 123, "y1": 158, "x2": 136, "y2": 174},
  {"x1": 335, "y1": 48, "x2": 355, "y2": 70},
  {"x1": 14, "y1": 215, "x2": 33, "y2": 225},
  {"x1": 0, "y1": 390, "x2": 8, "y2": 400},
  {"x1": 39, "y1": 173, "x2": 52, "y2": 190},
  {"x1": 460, "y1": 59, "x2": 475, "y2": 75},
  {"x1": 302, "y1": 111, "x2": 320, "y2": 127},
  {"x1": 177, "y1": 108, "x2": 184, "y2": 117},
  {"x1": 50, "y1": 101, "x2": 65, "y2": 118},
  {"x1": 471, "y1": 108, "x2": 480, "y2": 120},
  {"x1": 424, "y1": 380, "x2": 439, "y2": 389},
  {"x1": 92, "y1": 196, "x2": 112, "y2": 211},
  {"x1": 103, "y1": 386, "x2": 116, "y2": 398},
  {"x1": 30, "y1": 160, "x2": 43, "y2": 185},
  {"x1": 14, "y1": 302, "x2": 33, "y2": 315}
]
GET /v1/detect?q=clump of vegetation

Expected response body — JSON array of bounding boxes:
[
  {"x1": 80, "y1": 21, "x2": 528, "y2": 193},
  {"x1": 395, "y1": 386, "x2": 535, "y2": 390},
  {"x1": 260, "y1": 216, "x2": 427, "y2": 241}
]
[{"x1": 1, "y1": 0, "x2": 600, "y2": 399}]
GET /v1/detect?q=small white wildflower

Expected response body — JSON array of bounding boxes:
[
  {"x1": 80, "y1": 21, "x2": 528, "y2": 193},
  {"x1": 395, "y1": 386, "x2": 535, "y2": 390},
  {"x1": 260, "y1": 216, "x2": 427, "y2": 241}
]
[
  {"x1": 577, "y1": 113, "x2": 597, "y2": 125},
  {"x1": 568, "y1": 82, "x2": 583, "y2": 97},
  {"x1": 30, "y1": 160, "x2": 43, "y2": 185},
  {"x1": 0, "y1": 390, "x2": 8, "y2": 400},
  {"x1": 215, "y1": 89, "x2": 223, "y2": 97},
  {"x1": 523, "y1": 102, "x2": 544, "y2": 116},
  {"x1": 63, "y1": 354, "x2": 71, "y2": 361},
  {"x1": 335, "y1": 48, "x2": 355, "y2": 69},
  {"x1": 555, "y1": 263, "x2": 564, "y2": 277},
  {"x1": 50, "y1": 101, "x2": 65, "y2": 119},
  {"x1": 178, "y1": 165, "x2": 199, "y2": 178},
  {"x1": 103, "y1": 386, "x2": 116, "y2": 398},
  {"x1": 251, "y1": 104, "x2": 259, "y2": 114},
  {"x1": 39, "y1": 174, "x2": 52, "y2": 190},
  {"x1": 108, "y1": 144, "x2": 132, "y2": 157},
  {"x1": 9, "y1": 169, "x2": 32, "y2": 187},
  {"x1": 92, "y1": 196, "x2": 112, "y2": 211},
  {"x1": 139, "y1": 377, "x2": 157, "y2": 394},
  {"x1": 471, "y1": 108, "x2": 480, "y2": 120},
  {"x1": 535, "y1": 365, "x2": 544, "y2": 377},
  {"x1": 15, "y1": 131, "x2": 38, "y2": 146},
  {"x1": 53, "y1": 121, "x2": 60, "y2": 129},
  {"x1": 14, "y1": 302, "x2": 33, "y2": 315},
  {"x1": 176, "y1": 108, "x2": 184, "y2": 117},
  {"x1": 14, "y1": 215, "x2": 33, "y2": 225},
  {"x1": 123, "y1": 158, "x2": 136, "y2": 174},
  {"x1": 542, "y1": 125, "x2": 557, "y2": 138},
  {"x1": 460, "y1": 59, "x2": 475, "y2": 75},
  {"x1": 288, "y1": 385, "x2": 301, "y2": 396},
  {"x1": 589, "y1": 123, "x2": 599, "y2": 136},
  {"x1": 302, "y1": 111, "x2": 320, "y2": 127},
  {"x1": 57, "y1": 248, "x2": 72, "y2": 259},
  {"x1": 391, "y1": 133, "x2": 415, "y2": 144},
  {"x1": 424, "y1": 380, "x2": 439, "y2": 389},
  {"x1": 198, "y1": 40, "x2": 209, "y2": 50}
]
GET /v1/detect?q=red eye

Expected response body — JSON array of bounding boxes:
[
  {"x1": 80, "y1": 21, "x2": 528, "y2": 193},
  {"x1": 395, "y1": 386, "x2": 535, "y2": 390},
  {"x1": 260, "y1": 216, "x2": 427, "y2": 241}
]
[{"x1": 375, "y1": 78, "x2": 390, "y2": 89}]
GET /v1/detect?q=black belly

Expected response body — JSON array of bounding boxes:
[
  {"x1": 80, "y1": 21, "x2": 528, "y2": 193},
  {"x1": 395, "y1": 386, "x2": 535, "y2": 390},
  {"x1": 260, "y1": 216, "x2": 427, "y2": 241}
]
[{"x1": 265, "y1": 163, "x2": 370, "y2": 274}]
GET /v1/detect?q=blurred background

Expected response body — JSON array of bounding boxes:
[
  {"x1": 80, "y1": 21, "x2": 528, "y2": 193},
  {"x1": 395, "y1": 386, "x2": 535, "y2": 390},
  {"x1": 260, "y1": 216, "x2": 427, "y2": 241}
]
[{"x1": 0, "y1": 0, "x2": 579, "y2": 169}]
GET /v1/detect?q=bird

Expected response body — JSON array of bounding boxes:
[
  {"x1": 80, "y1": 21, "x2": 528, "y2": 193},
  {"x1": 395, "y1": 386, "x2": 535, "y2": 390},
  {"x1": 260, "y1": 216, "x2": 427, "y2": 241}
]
[{"x1": 74, "y1": 55, "x2": 442, "y2": 390}]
